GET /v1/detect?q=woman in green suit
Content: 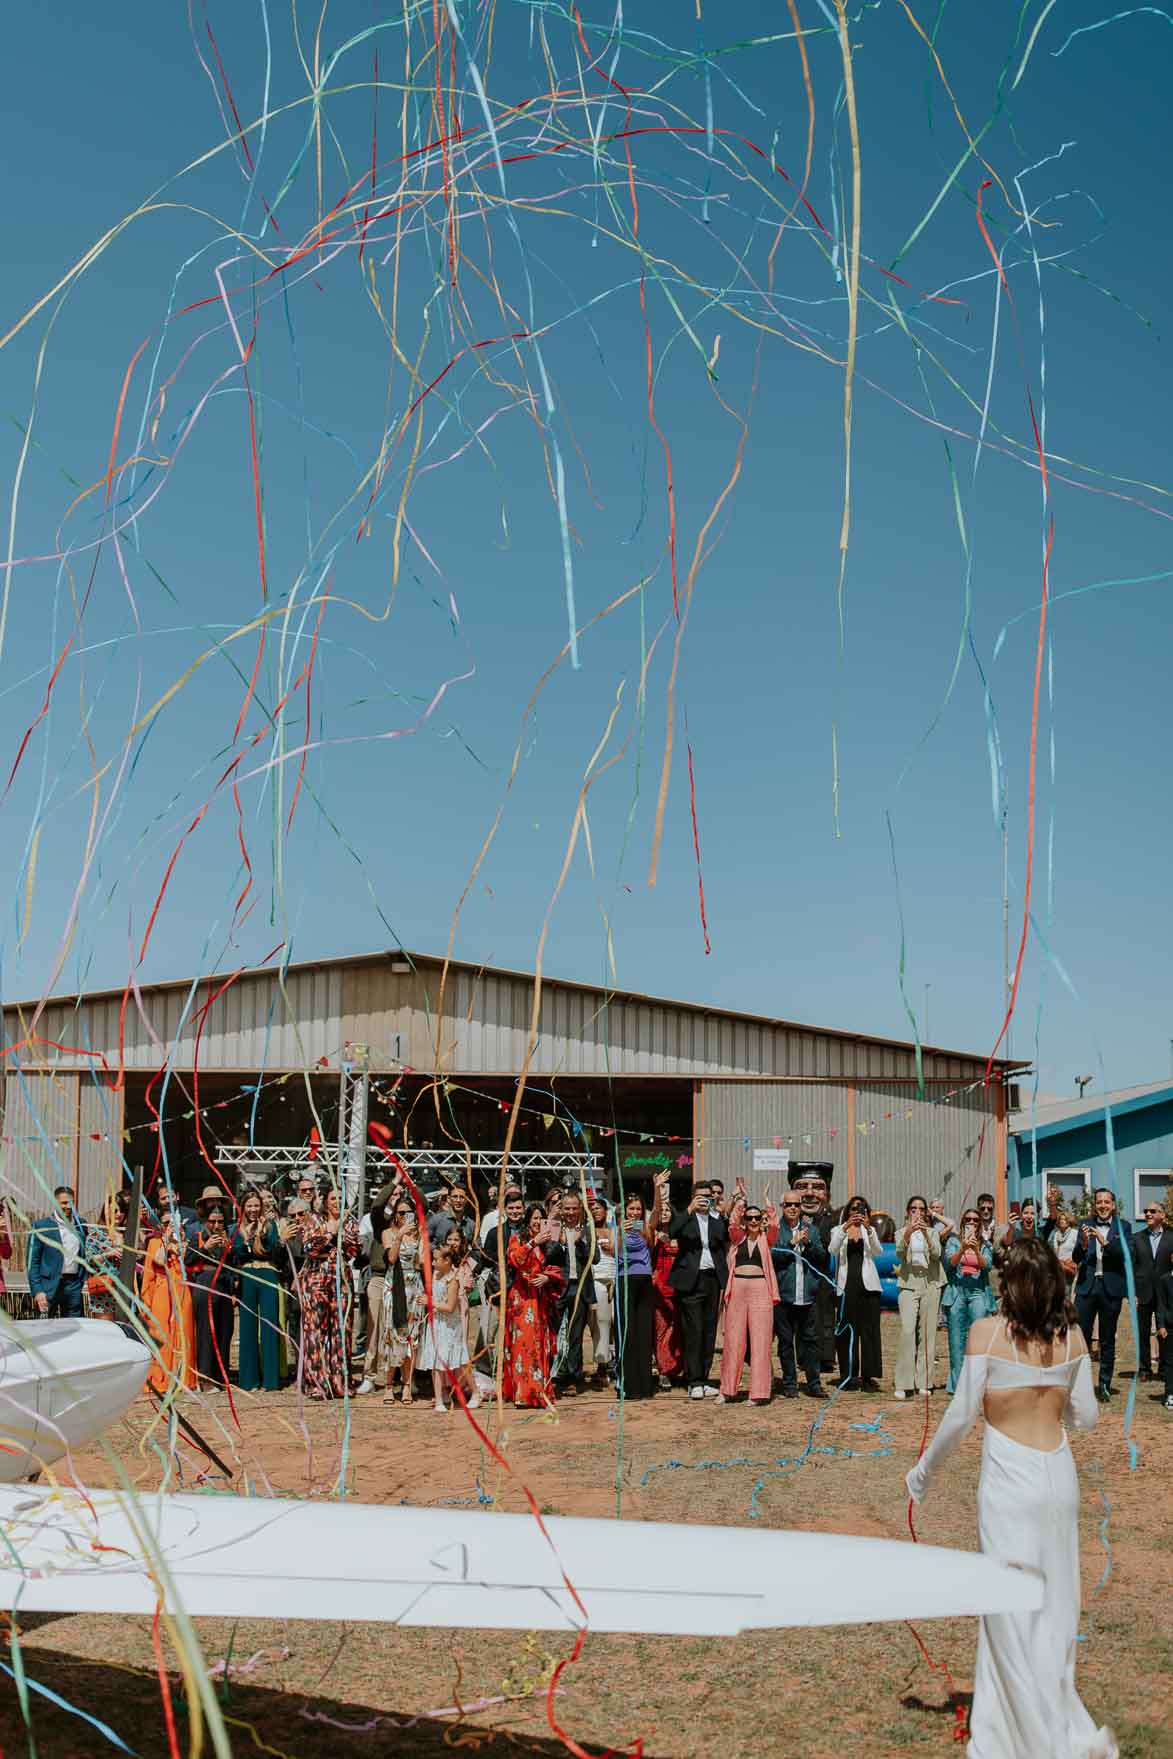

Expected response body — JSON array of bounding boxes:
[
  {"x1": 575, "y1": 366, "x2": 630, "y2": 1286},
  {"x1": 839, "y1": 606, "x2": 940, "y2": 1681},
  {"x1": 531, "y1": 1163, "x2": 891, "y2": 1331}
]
[{"x1": 233, "y1": 1190, "x2": 284, "y2": 1391}]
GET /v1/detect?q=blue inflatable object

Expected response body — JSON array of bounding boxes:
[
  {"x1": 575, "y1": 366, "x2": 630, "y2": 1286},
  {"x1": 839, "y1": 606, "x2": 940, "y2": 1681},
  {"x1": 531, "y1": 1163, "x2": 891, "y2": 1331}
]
[{"x1": 875, "y1": 1243, "x2": 899, "y2": 1310}]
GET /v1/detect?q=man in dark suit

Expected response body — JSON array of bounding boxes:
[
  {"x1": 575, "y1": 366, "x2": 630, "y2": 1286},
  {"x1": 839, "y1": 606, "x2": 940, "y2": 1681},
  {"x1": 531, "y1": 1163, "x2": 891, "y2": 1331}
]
[
  {"x1": 1072, "y1": 1187, "x2": 1133, "y2": 1401},
  {"x1": 1131, "y1": 1203, "x2": 1173, "y2": 1379},
  {"x1": 1154, "y1": 1259, "x2": 1173, "y2": 1410},
  {"x1": 772, "y1": 1194, "x2": 830, "y2": 1399},
  {"x1": 788, "y1": 1162, "x2": 837, "y2": 1375},
  {"x1": 668, "y1": 1181, "x2": 729, "y2": 1398},
  {"x1": 27, "y1": 1185, "x2": 89, "y2": 1319}
]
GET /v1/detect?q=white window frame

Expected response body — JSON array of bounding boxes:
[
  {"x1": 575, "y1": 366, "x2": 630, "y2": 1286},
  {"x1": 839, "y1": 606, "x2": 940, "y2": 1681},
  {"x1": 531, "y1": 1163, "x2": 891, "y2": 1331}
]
[
  {"x1": 1134, "y1": 1168, "x2": 1171, "y2": 1222},
  {"x1": 1040, "y1": 1166, "x2": 1091, "y2": 1205}
]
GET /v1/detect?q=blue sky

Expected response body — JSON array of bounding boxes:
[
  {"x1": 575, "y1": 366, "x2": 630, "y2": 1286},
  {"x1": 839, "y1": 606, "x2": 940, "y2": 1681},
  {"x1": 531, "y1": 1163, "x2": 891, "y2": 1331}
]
[{"x1": 1, "y1": 1, "x2": 1171, "y2": 1094}]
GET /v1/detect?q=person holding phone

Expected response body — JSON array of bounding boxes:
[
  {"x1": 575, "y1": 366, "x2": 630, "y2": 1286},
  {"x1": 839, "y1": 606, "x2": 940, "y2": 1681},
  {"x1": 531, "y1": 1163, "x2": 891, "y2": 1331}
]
[
  {"x1": 940, "y1": 1207, "x2": 995, "y2": 1392},
  {"x1": 586, "y1": 1195, "x2": 616, "y2": 1384},
  {"x1": 189, "y1": 1203, "x2": 239, "y2": 1388},
  {"x1": 895, "y1": 1196, "x2": 943, "y2": 1398},
  {"x1": 829, "y1": 1197, "x2": 883, "y2": 1390},
  {"x1": 668, "y1": 1181, "x2": 729, "y2": 1399},
  {"x1": 717, "y1": 1197, "x2": 780, "y2": 1404},
  {"x1": 615, "y1": 1190, "x2": 658, "y2": 1400}
]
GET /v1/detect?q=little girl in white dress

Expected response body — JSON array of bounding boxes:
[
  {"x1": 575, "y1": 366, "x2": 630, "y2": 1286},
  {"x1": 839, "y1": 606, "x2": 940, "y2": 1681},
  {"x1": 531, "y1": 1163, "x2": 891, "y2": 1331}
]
[{"x1": 417, "y1": 1243, "x2": 480, "y2": 1412}]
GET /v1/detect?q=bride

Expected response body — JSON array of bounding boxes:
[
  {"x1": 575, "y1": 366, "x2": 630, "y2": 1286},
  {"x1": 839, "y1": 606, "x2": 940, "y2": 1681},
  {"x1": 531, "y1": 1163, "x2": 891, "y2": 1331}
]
[{"x1": 907, "y1": 1236, "x2": 1116, "y2": 1759}]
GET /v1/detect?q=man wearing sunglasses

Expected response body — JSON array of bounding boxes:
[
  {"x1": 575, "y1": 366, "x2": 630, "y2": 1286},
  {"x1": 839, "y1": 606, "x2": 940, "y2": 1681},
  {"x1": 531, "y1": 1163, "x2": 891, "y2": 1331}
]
[
  {"x1": 296, "y1": 1175, "x2": 323, "y2": 1216},
  {"x1": 772, "y1": 1194, "x2": 830, "y2": 1399},
  {"x1": 1131, "y1": 1201, "x2": 1173, "y2": 1381}
]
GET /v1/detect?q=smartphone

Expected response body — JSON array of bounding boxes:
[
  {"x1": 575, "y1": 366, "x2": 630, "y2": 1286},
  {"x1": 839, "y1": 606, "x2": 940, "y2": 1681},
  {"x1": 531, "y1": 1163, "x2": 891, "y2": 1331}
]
[{"x1": 1009, "y1": 1202, "x2": 1021, "y2": 1218}]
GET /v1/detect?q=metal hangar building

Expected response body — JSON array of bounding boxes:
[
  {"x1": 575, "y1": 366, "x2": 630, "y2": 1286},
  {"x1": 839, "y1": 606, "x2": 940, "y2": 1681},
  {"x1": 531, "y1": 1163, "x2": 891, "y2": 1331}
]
[{"x1": 2, "y1": 949, "x2": 1019, "y2": 1238}]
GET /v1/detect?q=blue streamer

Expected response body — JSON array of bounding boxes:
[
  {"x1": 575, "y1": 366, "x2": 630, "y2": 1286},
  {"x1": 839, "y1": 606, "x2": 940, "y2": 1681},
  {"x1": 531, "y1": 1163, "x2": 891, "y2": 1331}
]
[{"x1": 0, "y1": 1658, "x2": 137, "y2": 1755}]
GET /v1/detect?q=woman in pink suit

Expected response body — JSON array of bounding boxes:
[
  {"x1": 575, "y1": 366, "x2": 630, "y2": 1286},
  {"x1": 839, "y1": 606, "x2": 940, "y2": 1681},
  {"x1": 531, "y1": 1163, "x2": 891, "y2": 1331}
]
[{"x1": 718, "y1": 1196, "x2": 780, "y2": 1405}]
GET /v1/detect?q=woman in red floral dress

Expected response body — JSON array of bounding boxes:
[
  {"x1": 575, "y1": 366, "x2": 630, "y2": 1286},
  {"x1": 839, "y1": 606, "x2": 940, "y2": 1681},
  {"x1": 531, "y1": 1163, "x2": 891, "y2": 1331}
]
[
  {"x1": 502, "y1": 1205, "x2": 565, "y2": 1408},
  {"x1": 651, "y1": 1177, "x2": 684, "y2": 1389},
  {"x1": 297, "y1": 1191, "x2": 360, "y2": 1400}
]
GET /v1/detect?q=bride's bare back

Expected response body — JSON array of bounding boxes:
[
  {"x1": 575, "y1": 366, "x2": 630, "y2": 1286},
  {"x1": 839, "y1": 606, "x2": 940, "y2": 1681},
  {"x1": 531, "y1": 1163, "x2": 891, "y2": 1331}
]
[{"x1": 966, "y1": 1314, "x2": 1089, "y2": 1450}]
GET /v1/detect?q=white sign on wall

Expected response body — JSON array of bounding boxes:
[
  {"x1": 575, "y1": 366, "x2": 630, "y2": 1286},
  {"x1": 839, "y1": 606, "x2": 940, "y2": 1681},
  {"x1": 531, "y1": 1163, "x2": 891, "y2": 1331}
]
[{"x1": 752, "y1": 1148, "x2": 791, "y2": 1174}]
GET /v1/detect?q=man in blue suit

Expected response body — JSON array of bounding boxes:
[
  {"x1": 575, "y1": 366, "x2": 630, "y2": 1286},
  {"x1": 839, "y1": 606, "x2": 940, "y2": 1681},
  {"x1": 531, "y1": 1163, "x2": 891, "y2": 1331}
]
[
  {"x1": 27, "y1": 1185, "x2": 89, "y2": 1319},
  {"x1": 771, "y1": 1194, "x2": 830, "y2": 1399},
  {"x1": 1072, "y1": 1187, "x2": 1133, "y2": 1403}
]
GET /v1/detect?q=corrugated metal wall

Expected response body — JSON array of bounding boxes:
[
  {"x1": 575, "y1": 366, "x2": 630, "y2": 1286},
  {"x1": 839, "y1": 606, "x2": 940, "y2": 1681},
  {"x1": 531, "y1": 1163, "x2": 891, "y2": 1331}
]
[
  {"x1": 1, "y1": 1071, "x2": 118, "y2": 1271},
  {"x1": 699, "y1": 1083, "x2": 850, "y2": 1202},
  {"x1": 851, "y1": 1080, "x2": 1000, "y2": 1219},
  {"x1": 5, "y1": 956, "x2": 990, "y2": 1087},
  {"x1": 77, "y1": 1078, "x2": 125, "y2": 1216},
  {"x1": 698, "y1": 1078, "x2": 1000, "y2": 1218},
  {"x1": 5, "y1": 968, "x2": 347, "y2": 1074}
]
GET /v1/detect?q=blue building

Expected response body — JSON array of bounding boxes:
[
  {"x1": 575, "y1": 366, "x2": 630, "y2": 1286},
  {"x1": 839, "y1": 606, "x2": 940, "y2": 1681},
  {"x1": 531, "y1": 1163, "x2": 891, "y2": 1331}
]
[{"x1": 1009, "y1": 1081, "x2": 1173, "y2": 1222}]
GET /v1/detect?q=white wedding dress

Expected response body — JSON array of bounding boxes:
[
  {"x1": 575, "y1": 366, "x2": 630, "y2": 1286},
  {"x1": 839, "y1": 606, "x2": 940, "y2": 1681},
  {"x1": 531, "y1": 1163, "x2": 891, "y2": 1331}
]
[{"x1": 907, "y1": 1322, "x2": 1117, "y2": 1759}]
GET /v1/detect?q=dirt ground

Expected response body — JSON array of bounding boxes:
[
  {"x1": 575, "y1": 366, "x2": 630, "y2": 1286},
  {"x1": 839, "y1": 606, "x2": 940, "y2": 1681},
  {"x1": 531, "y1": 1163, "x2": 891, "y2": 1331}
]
[{"x1": 4, "y1": 1313, "x2": 1171, "y2": 1759}]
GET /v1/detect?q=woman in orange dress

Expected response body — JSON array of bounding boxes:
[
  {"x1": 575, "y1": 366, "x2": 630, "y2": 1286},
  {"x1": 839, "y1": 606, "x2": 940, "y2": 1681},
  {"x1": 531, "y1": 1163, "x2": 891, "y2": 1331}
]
[
  {"x1": 502, "y1": 1205, "x2": 565, "y2": 1408},
  {"x1": 141, "y1": 1207, "x2": 197, "y2": 1395}
]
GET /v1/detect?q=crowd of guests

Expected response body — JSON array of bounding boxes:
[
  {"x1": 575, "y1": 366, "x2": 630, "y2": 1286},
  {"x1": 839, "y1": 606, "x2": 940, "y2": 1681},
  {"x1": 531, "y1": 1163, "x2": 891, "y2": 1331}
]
[{"x1": 13, "y1": 1163, "x2": 1173, "y2": 1414}]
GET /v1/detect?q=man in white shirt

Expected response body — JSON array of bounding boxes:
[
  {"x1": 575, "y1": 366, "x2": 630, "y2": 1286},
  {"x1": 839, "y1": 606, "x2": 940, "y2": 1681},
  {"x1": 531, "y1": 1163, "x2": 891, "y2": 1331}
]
[
  {"x1": 1072, "y1": 1188, "x2": 1133, "y2": 1401},
  {"x1": 28, "y1": 1185, "x2": 89, "y2": 1318},
  {"x1": 667, "y1": 1182, "x2": 729, "y2": 1397},
  {"x1": 976, "y1": 1192, "x2": 997, "y2": 1246}
]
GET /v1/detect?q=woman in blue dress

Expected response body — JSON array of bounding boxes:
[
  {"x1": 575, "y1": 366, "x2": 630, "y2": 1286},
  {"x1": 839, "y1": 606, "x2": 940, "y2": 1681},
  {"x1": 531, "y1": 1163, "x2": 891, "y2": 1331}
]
[{"x1": 940, "y1": 1204, "x2": 995, "y2": 1393}]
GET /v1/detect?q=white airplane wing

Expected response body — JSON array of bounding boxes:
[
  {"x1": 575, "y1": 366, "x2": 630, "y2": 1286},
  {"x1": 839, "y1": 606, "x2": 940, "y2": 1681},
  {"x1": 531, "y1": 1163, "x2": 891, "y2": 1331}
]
[
  {"x1": 0, "y1": 1486, "x2": 1041, "y2": 1634},
  {"x1": 0, "y1": 1320, "x2": 152, "y2": 1482}
]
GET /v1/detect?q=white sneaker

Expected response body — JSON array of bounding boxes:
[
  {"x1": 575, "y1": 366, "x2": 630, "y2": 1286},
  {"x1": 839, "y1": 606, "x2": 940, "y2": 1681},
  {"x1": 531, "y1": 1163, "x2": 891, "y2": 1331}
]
[
  {"x1": 357, "y1": 1379, "x2": 375, "y2": 1396},
  {"x1": 893, "y1": 1390, "x2": 907, "y2": 1400},
  {"x1": 702, "y1": 1385, "x2": 720, "y2": 1398},
  {"x1": 689, "y1": 1385, "x2": 705, "y2": 1400},
  {"x1": 713, "y1": 1393, "x2": 727, "y2": 1404},
  {"x1": 433, "y1": 1402, "x2": 449, "y2": 1413},
  {"x1": 1165, "y1": 1395, "x2": 1173, "y2": 1410}
]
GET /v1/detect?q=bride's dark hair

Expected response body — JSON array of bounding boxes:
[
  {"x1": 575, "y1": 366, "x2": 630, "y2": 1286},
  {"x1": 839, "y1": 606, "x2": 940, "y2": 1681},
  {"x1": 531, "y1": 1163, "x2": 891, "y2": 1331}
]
[{"x1": 999, "y1": 1237, "x2": 1074, "y2": 1344}]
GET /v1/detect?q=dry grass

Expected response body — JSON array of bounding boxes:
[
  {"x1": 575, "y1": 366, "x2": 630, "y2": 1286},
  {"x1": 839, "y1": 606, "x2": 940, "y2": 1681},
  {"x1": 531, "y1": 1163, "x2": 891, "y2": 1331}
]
[{"x1": 4, "y1": 1312, "x2": 1171, "y2": 1758}]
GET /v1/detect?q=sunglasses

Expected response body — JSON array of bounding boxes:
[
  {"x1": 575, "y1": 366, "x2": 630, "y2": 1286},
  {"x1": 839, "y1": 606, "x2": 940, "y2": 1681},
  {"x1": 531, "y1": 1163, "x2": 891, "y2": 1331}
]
[
  {"x1": 781, "y1": 1202, "x2": 801, "y2": 1210},
  {"x1": 745, "y1": 1212, "x2": 764, "y2": 1223}
]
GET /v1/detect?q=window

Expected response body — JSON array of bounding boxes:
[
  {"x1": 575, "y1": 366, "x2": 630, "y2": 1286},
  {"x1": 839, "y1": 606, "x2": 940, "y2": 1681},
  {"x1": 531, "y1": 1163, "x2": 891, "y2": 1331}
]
[
  {"x1": 1043, "y1": 1167, "x2": 1091, "y2": 1209},
  {"x1": 1134, "y1": 1169, "x2": 1171, "y2": 1223}
]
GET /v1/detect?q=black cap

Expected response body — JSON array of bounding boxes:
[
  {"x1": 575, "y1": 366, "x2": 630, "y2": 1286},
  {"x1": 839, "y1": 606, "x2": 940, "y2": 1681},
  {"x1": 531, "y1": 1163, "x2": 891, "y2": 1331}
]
[{"x1": 788, "y1": 1160, "x2": 834, "y2": 1187}]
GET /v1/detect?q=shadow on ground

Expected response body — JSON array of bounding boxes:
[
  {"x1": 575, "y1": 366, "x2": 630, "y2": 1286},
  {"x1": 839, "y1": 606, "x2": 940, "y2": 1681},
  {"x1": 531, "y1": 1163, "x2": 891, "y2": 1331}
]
[{"x1": 0, "y1": 1647, "x2": 636, "y2": 1759}]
